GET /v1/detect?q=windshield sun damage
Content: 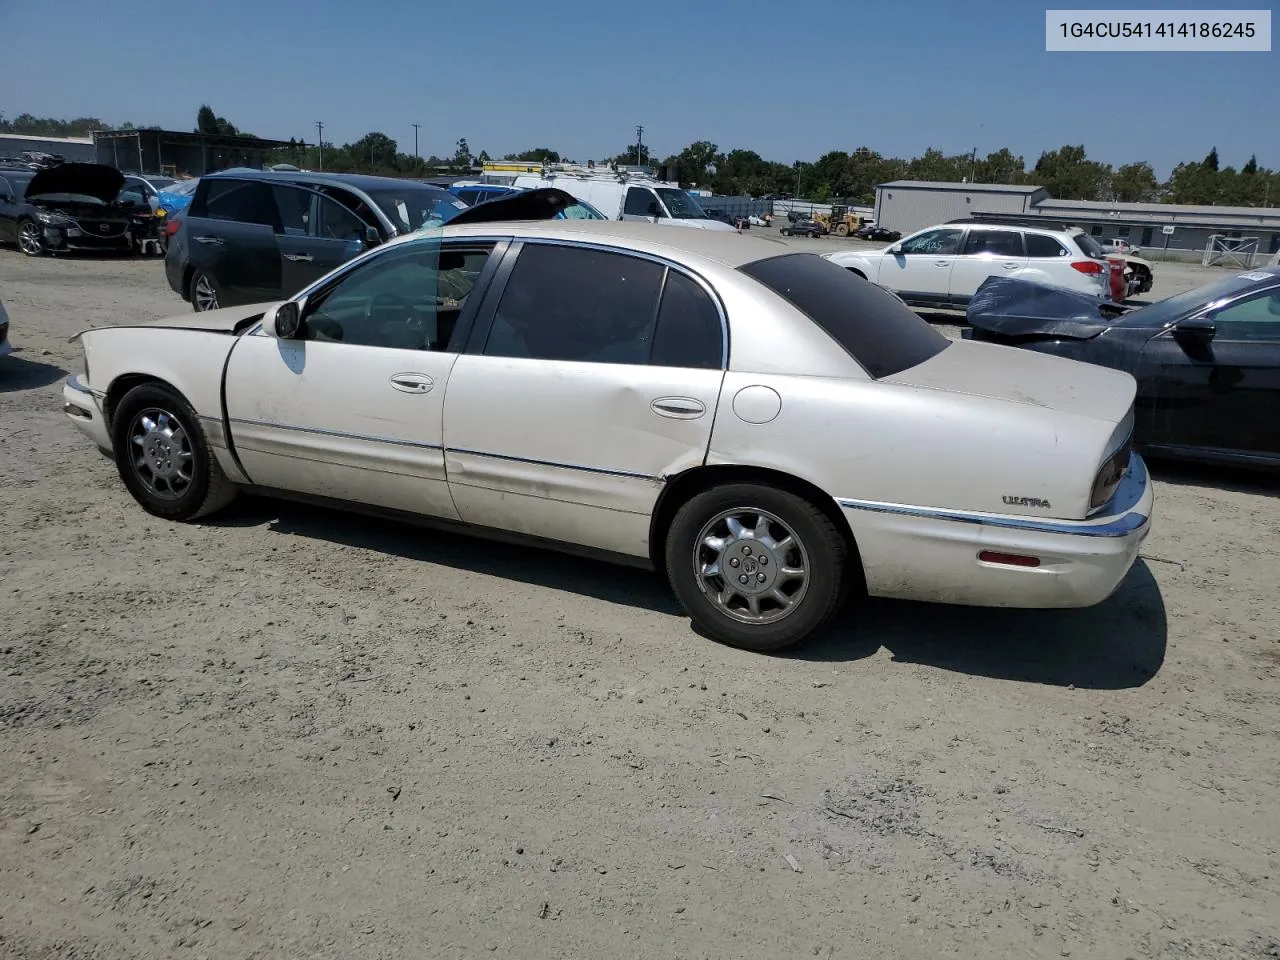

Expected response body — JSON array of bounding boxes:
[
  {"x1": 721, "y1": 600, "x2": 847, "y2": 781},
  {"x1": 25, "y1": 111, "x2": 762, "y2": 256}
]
[{"x1": 656, "y1": 187, "x2": 709, "y2": 220}]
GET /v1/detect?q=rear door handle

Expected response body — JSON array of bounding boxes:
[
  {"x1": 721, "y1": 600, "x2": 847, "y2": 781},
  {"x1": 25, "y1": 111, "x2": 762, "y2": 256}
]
[
  {"x1": 1002, "y1": 262, "x2": 1020, "y2": 269},
  {"x1": 193, "y1": 236, "x2": 224, "y2": 245},
  {"x1": 390, "y1": 373, "x2": 434, "y2": 394},
  {"x1": 651, "y1": 397, "x2": 706, "y2": 419},
  {"x1": 935, "y1": 260, "x2": 950, "y2": 267},
  {"x1": 283, "y1": 253, "x2": 313, "y2": 262}
]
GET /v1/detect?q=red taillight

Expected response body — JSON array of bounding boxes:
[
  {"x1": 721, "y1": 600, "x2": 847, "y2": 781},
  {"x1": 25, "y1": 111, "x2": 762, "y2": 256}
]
[
  {"x1": 978, "y1": 551, "x2": 1042, "y2": 568},
  {"x1": 1070, "y1": 260, "x2": 1104, "y2": 275},
  {"x1": 165, "y1": 216, "x2": 183, "y2": 238}
]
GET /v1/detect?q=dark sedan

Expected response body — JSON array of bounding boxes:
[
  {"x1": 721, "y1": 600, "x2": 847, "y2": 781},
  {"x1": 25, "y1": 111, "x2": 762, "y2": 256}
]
[
  {"x1": 965, "y1": 269, "x2": 1280, "y2": 469},
  {"x1": 0, "y1": 163, "x2": 136, "y2": 257}
]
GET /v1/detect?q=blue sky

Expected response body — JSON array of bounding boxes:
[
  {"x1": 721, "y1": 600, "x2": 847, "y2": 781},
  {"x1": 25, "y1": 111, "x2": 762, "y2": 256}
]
[{"x1": 0, "y1": 0, "x2": 1274, "y2": 177}]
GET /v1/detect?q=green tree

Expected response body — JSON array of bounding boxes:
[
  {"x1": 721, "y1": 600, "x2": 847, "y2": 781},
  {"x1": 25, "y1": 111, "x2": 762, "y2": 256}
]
[
  {"x1": 974, "y1": 148, "x2": 1026, "y2": 184},
  {"x1": 1203, "y1": 146, "x2": 1219, "y2": 171},
  {"x1": 505, "y1": 148, "x2": 561, "y2": 163},
  {"x1": 1111, "y1": 161, "x2": 1159, "y2": 202},
  {"x1": 1243, "y1": 154, "x2": 1258, "y2": 176},
  {"x1": 1032, "y1": 145, "x2": 1111, "y2": 201},
  {"x1": 453, "y1": 138, "x2": 471, "y2": 167}
]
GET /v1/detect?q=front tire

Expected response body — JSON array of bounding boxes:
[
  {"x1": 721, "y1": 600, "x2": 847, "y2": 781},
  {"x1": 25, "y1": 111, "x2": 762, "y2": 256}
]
[
  {"x1": 17, "y1": 219, "x2": 45, "y2": 257},
  {"x1": 665, "y1": 484, "x2": 850, "y2": 652},
  {"x1": 111, "y1": 382, "x2": 237, "y2": 521}
]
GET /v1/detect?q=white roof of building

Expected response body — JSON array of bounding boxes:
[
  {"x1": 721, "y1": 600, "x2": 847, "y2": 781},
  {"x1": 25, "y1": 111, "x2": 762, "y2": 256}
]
[
  {"x1": 878, "y1": 180, "x2": 1046, "y2": 194},
  {"x1": 0, "y1": 133, "x2": 94, "y2": 145}
]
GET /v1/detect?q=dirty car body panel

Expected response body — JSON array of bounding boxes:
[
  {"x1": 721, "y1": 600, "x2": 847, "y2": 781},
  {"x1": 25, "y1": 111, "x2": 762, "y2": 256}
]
[{"x1": 64, "y1": 218, "x2": 1153, "y2": 651}]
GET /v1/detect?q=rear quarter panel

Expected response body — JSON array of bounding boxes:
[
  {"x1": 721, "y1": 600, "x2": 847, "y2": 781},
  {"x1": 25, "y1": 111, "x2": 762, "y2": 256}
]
[{"x1": 707, "y1": 371, "x2": 1117, "y2": 521}]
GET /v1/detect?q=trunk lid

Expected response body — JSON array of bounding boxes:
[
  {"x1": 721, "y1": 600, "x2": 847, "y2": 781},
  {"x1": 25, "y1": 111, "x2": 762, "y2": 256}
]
[{"x1": 887, "y1": 338, "x2": 1136, "y2": 425}]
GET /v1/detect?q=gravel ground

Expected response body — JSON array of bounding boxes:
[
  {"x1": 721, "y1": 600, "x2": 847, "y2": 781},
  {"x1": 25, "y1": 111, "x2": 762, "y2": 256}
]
[{"x1": 1, "y1": 246, "x2": 1278, "y2": 960}]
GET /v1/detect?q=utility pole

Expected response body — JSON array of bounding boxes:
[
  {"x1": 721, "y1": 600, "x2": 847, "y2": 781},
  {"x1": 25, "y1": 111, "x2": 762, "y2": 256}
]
[
  {"x1": 411, "y1": 123, "x2": 421, "y2": 159},
  {"x1": 635, "y1": 124, "x2": 644, "y2": 167},
  {"x1": 969, "y1": 146, "x2": 978, "y2": 183},
  {"x1": 315, "y1": 121, "x2": 324, "y2": 171},
  {"x1": 795, "y1": 161, "x2": 801, "y2": 200}
]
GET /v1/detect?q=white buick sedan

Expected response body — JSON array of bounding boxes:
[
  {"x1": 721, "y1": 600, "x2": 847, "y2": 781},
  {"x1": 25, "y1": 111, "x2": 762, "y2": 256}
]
[{"x1": 61, "y1": 190, "x2": 1152, "y2": 653}]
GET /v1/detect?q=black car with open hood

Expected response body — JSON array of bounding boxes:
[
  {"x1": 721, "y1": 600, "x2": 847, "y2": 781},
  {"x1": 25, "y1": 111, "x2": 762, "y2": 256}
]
[
  {"x1": 965, "y1": 271, "x2": 1280, "y2": 469},
  {"x1": 0, "y1": 162, "x2": 133, "y2": 257}
]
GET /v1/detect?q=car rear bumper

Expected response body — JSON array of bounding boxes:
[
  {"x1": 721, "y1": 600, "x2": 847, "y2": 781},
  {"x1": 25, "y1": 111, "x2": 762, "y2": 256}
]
[
  {"x1": 838, "y1": 454, "x2": 1153, "y2": 608},
  {"x1": 62, "y1": 375, "x2": 113, "y2": 455}
]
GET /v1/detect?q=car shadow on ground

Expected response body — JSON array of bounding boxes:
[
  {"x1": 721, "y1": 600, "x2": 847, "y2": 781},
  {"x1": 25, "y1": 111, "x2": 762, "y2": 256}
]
[
  {"x1": 220, "y1": 497, "x2": 1167, "y2": 689},
  {"x1": 1148, "y1": 459, "x2": 1279, "y2": 497},
  {"x1": 0, "y1": 354, "x2": 68, "y2": 393},
  {"x1": 791, "y1": 561, "x2": 1167, "y2": 690}
]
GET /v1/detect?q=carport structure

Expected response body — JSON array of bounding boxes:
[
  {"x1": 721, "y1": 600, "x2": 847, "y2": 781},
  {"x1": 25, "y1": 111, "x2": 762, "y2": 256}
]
[{"x1": 93, "y1": 129, "x2": 292, "y2": 178}]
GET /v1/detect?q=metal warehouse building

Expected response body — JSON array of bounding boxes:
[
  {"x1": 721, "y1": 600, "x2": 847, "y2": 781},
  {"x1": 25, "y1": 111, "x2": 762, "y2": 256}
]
[
  {"x1": 93, "y1": 129, "x2": 291, "y2": 177},
  {"x1": 874, "y1": 179, "x2": 1280, "y2": 263},
  {"x1": 0, "y1": 133, "x2": 96, "y2": 163},
  {"x1": 874, "y1": 181, "x2": 1050, "y2": 234}
]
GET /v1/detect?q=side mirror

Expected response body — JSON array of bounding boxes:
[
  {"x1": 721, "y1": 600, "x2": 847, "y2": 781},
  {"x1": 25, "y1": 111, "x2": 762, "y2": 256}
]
[
  {"x1": 262, "y1": 301, "x2": 302, "y2": 339},
  {"x1": 889, "y1": 244, "x2": 904, "y2": 255},
  {"x1": 1173, "y1": 315, "x2": 1216, "y2": 342},
  {"x1": 364, "y1": 225, "x2": 381, "y2": 247}
]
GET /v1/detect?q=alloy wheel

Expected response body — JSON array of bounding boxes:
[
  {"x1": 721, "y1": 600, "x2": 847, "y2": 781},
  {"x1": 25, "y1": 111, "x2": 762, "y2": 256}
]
[
  {"x1": 693, "y1": 507, "x2": 810, "y2": 624},
  {"x1": 128, "y1": 407, "x2": 195, "y2": 500}
]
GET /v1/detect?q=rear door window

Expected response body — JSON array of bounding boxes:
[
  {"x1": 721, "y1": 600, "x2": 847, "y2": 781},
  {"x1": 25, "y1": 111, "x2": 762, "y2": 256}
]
[
  {"x1": 272, "y1": 185, "x2": 310, "y2": 236},
  {"x1": 740, "y1": 253, "x2": 949, "y2": 379},
  {"x1": 962, "y1": 230, "x2": 1025, "y2": 256},
  {"x1": 650, "y1": 270, "x2": 724, "y2": 369},
  {"x1": 484, "y1": 243, "x2": 664, "y2": 364},
  {"x1": 197, "y1": 178, "x2": 280, "y2": 228}
]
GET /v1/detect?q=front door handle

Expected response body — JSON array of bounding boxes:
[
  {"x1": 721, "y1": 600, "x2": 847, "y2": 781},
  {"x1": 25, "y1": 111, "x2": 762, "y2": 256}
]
[
  {"x1": 283, "y1": 253, "x2": 314, "y2": 262},
  {"x1": 193, "y1": 236, "x2": 225, "y2": 245},
  {"x1": 934, "y1": 260, "x2": 950, "y2": 267},
  {"x1": 651, "y1": 396, "x2": 706, "y2": 419},
  {"x1": 1002, "y1": 262, "x2": 1020, "y2": 269},
  {"x1": 390, "y1": 373, "x2": 434, "y2": 394}
]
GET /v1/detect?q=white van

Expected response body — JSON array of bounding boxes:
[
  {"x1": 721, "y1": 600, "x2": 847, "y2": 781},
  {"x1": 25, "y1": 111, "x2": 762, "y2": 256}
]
[{"x1": 507, "y1": 167, "x2": 737, "y2": 232}]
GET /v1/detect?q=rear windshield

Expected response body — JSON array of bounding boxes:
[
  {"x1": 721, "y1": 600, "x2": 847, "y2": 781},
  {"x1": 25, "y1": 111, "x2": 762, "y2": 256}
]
[
  {"x1": 739, "y1": 253, "x2": 950, "y2": 379},
  {"x1": 1073, "y1": 233, "x2": 1106, "y2": 259}
]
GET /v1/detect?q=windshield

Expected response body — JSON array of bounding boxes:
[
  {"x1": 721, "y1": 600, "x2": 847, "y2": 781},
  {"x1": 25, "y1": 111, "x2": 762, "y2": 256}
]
[
  {"x1": 1115, "y1": 270, "x2": 1280, "y2": 328},
  {"x1": 368, "y1": 186, "x2": 468, "y2": 232},
  {"x1": 146, "y1": 177, "x2": 177, "y2": 190},
  {"x1": 164, "y1": 179, "x2": 199, "y2": 197},
  {"x1": 656, "y1": 187, "x2": 709, "y2": 220},
  {"x1": 740, "y1": 253, "x2": 950, "y2": 379}
]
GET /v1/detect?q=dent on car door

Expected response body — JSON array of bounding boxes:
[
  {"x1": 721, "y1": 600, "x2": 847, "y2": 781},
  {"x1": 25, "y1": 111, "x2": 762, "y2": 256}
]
[
  {"x1": 1136, "y1": 289, "x2": 1280, "y2": 458},
  {"x1": 223, "y1": 238, "x2": 504, "y2": 516},
  {"x1": 442, "y1": 241, "x2": 727, "y2": 557}
]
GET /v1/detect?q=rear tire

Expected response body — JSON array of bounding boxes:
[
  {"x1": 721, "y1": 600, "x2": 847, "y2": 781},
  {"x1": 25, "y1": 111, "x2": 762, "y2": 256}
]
[
  {"x1": 665, "y1": 484, "x2": 850, "y2": 652},
  {"x1": 111, "y1": 382, "x2": 237, "y2": 521},
  {"x1": 189, "y1": 270, "x2": 220, "y2": 312}
]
